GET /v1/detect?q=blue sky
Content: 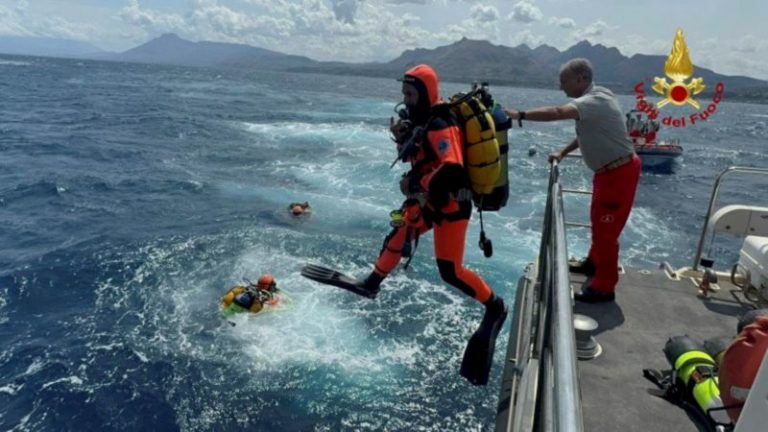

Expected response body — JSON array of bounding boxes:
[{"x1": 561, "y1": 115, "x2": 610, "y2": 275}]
[{"x1": 2, "y1": 0, "x2": 767, "y2": 79}]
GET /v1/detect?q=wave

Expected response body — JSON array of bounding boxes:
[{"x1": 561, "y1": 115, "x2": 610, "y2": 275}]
[
  {"x1": 0, "y1": 180, "x2": 64, "y2": 204},
  {"x1": 0, "y1": 59, "x2": 31, "y2": 66}
]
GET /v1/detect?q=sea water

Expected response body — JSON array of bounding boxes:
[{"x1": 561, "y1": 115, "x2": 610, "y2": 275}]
[{"x1": 1, "y1": 55, "x2": 766, "y2": 431}]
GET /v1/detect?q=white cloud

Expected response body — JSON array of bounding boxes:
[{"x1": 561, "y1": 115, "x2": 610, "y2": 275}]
[
  {"x1": 508, "y1": 1, "x2": 542, "y2": 24},
  {"x1": 549, "y1": 16, "x2": 575, "y2": 29},
  {"x1": 698, "y1": 50, "x2": 768, "y2": 79},
  {"x1": 0, "y1": 1, "x2": 96, "y2": 41},
  {"x1": 112, "y1": 0, "x2": 474, "y2": 62},
  {"x1": 699, "y1": 38, "x2": 718, "y2": 51},
  {"x1": 330, "y1": 0, "x2": 359, "y2": 24},
  {"x1": 2, "y1": 0, "x2": 767, "y2": 80},
  {"x1": 385, "y1": 0, "x2": 429, "y2": 3},
  {"x1": 572, "y1": 20, "x2": 610, "y2": 39},
  {"x1": 509, "y1": 29, "x2": 544, "y2": 48},
  {"x1": 0, "y1": 4, "x2": 29, "y2": 36},
  {"x1": 617, "y1": 34, "x2": 669, "y2": 57},
  {"x1": 15, "y1": 0, "x2": 28, "y2": 14},
  {"x1": 729, "y1": 34, "x2": 768, "y2": 53},
  {"x1": 444, "y1": 5, "x2": 502, "y2": 42},
  {"x1": 470, "y1": 4, "x2": 499, "y2": 24},
  {"x1": 119, "y1": 0, "x2": 187, "y2": 35}
]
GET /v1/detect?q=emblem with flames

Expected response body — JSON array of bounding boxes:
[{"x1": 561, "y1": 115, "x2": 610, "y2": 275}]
[{"x1": 652, "y1": 29, "x2": 706, "y2": 109}]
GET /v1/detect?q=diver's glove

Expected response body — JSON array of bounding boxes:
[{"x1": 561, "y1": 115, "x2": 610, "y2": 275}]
[
  {"x1": 399, "y1": 171, "x2": 423, "y2": 196},
  {"x1": 427, "y1": 164, "x2": 466, "y2": 208}
]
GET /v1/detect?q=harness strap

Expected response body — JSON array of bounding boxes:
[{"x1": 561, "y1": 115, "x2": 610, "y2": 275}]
[{"x1": 643, "y1": 368, "x2": 719, "y2": 431}]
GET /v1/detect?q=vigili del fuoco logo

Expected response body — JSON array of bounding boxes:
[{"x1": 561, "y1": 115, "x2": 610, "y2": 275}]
[{"x1": 633, "y1": 29, "x2": 725, "y2": 128}]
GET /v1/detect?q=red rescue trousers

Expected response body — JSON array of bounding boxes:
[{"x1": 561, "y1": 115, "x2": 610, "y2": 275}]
[
  {"x1": 588, "y1": 155, "x2": 641, "y2": 293},
  {"x1": 372, "y1": 202, "x2": 493, "y2": 303}
]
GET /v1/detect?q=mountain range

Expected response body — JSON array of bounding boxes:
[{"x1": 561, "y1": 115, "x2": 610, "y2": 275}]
[{"x1": 2, "y1": 33, "x2": 766, "y2": 102}]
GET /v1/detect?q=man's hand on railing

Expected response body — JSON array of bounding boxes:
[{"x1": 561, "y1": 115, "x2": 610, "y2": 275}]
[{"x1": 549, "y1": 150, "x2": 564, "y2": 163}]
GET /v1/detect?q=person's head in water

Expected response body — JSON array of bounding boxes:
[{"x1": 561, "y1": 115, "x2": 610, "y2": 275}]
[
  {"x1": 558, "y1": 58, "x2": 593, "y2": 98},
  {"x1": 401, "y1": 64, "x2": 440, "y2": 125},
  {"x1": 288, "y1": 202, "x2": 310, "y2": 216},
  {"x1": 257, "y1": 274, "x2": 277, "y2": 292}
]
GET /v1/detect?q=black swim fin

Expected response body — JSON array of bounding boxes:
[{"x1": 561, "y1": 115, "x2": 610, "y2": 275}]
[
  {"x1": 301, "y1": 264, "x2": 380, "y2": 299},
  {"x1": 460, "y1": 298, "x2": 508, "y2": 386}
]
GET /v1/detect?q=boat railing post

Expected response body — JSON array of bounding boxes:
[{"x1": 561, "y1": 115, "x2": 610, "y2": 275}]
[{"x1": 692, "y1": 167, "x2": 768, "y2": 271}]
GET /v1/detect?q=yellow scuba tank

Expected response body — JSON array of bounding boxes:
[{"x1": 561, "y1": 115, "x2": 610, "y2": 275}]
[
  {"x1": 450, "y1": 92, "x2": 500, "y2": 199},
  {"x1": 664, "y1": 336, "x2": 730, "y2": 424},
  {"x1": 486, "y1": 101, "x2": 511, "y2": 210},
  {"x1": 221, "y1": 286, "x2": 264, "y2": 314},
  {"x1": 448, "y1": 83, "x2": 511, "y2": 258},
  {"x1": 221, "y1": 286, "x2": 246, "y2": 308}
]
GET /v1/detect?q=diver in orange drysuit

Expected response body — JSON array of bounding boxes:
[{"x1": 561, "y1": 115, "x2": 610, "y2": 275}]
[
  {"x1": 303, "y1": 65, "x2": 507, "y2": 384},
  {"x1": 338, "y1": 64, "x2": 508, "y2": 385},
  {"x1": 361, "y1": 65, "x2": 504, "y2": 308}
]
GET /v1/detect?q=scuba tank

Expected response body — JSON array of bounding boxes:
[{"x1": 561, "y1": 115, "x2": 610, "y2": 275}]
[
  {"x1": 486, "y1": 101, "x2": 511, "y2": 210},
  {"x1": 663, "y1": 336, "x2": 730, "y2": 424},
  {"x1": 455, "y1": 83, "x2": 511, "y2": 258}
]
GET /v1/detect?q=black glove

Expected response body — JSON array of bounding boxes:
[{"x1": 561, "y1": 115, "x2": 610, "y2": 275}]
[
  {"x1": 400, "y1": 171, "x2": 423, "y2": 195},
  {"x1": 427, "y1": 164, "x2": 466, "y2": 208}
]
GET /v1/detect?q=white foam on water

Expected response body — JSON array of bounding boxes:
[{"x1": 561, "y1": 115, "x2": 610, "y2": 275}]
[
  {"x1": 0, "y1": 383, "x2": 23, "y2": 395},
  {"x1": 24, "y1": 358, "x2": 46, "y2": 376},
  {"x1": 621, "y1": 206, "x2": 686, "y2": 266},
  {"x1": 0, "y1": 59, "x2": 31, "y2": 66},
  {"x1": 41, "y1": 376, "x2": 84, "y2": 390},
  {"x1": 240, "y1": 120, "x2": 385, "y2": 148}
]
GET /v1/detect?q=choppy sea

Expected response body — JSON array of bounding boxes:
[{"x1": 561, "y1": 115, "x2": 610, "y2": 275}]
[{"x1": 1, "y1": 55, "x2": 766, "y2": 431}]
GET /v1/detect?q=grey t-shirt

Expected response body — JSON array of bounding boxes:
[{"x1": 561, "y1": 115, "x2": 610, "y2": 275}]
[{"x1": 569, "y1": 84, "x2": 634, "y2": 171}]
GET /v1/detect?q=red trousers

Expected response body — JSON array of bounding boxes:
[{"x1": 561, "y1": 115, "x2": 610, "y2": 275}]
[
  {"x1": 588, "y1": 155, "x2": 641, "y2": 293},
  {"x1": 372, "y1": 203, "x2": 493, "y2": 303}
]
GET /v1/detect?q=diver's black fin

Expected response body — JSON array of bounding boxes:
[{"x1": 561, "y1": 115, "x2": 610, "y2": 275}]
[
  {"x1": 460, "y1": 301, "x2": 508, "y2": 386},
  {"x1": 301, "y1": 264, "x2": 378, "y2": 299}
]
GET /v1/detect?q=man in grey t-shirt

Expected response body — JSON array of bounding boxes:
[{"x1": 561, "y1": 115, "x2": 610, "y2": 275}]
[{"x1": 505, "y1": 58, "x2": 641, "y2": 303}]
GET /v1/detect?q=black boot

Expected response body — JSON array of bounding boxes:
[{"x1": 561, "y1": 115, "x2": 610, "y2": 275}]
[
  {"x1": 354, "y1": 272, "x2": 383, "y2": 299},
  {"x1": 574, "y1": 286, "x2": 615, "y2": 303},
  {"x1": 569, "y1": 256, "x2": 596, "y2": 276}
]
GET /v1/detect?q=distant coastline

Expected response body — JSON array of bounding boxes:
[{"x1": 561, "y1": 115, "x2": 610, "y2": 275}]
[{"x1": 2, "y1": 33, "x2": 767, "y2": 105}]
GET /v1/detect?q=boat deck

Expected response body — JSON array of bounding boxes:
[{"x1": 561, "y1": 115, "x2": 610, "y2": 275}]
[{"x1": 573, "y1": 266, "x2": 754, "y2": 432}]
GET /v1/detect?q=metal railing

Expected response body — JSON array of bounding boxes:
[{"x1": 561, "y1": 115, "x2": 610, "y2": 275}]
[
  {"x1": 544, "y1": 162, "x2": 583, "y2": 431},
  {"x1": 499, "y1": 161, "x2": 583, "y2": 432},
  {"x1": 692, "y1": 166, "x2": 768, "y2": 271}
]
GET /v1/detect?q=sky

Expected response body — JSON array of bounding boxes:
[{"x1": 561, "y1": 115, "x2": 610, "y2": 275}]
[{"x1": 1, "y1": 0, "x2": 768, "y2": 80}]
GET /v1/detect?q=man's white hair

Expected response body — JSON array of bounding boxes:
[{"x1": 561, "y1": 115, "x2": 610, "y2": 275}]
[{"x1": 560, "y1": 58, "x2": 593, "y2": 83}]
